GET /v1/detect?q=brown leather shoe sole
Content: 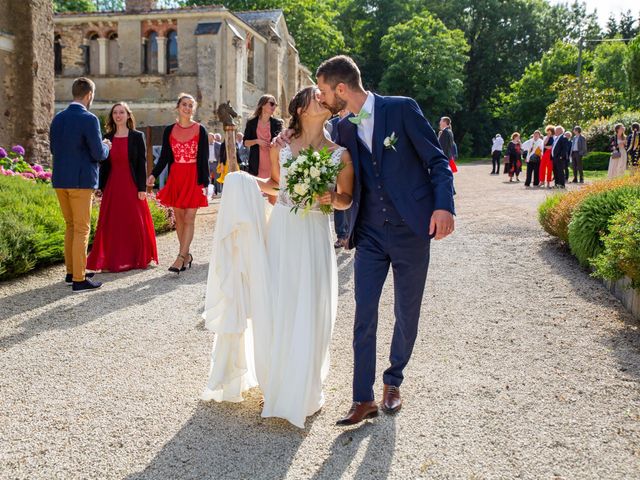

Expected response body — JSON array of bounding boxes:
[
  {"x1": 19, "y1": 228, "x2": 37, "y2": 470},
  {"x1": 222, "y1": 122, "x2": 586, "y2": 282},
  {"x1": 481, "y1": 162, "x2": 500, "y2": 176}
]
[
  {"x1": 336, "y1": 408, "x2": 379, "y2": 426},
  {"x1": 381, "y1": 402, "x2": 402, "y2": 414}
]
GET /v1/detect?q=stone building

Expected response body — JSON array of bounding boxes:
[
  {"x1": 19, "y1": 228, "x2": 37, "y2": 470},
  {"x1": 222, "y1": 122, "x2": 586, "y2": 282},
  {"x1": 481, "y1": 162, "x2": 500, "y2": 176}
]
[
  {"x1": 0, "y1": 0, "x2": 54, "y2": 163},
  {"x1": 53, "y1": 0, "x2": 314, "y2": 132}
]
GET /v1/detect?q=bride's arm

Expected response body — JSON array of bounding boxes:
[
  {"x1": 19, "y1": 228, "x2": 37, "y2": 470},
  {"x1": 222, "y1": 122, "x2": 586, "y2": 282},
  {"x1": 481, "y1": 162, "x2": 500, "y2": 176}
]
[
  {"x1": 318, "y1": 150, "x2": 354, "y2": 210},
  {"x1": 256, "y1": 146, "x2": 280, "y2": 195}
]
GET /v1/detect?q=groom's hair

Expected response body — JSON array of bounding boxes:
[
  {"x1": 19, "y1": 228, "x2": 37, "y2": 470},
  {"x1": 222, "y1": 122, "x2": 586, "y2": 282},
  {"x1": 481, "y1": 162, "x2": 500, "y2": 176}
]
[{"x1": 316, "y1": 55, "x2": 362, "y2": 90}]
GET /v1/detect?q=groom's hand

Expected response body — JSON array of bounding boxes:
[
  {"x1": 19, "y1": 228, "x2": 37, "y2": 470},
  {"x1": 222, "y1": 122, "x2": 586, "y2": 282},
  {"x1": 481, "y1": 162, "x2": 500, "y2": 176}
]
[
  {"x1": 272, "y1": 129, "x2": 294, "y2": 148},
  {"x1": 429, "y1": 209, "x2": 455, "y2": 240}
]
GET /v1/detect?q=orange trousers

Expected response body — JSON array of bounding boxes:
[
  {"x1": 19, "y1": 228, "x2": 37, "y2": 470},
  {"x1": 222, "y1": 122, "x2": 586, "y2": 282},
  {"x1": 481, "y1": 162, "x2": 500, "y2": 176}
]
[{"x1": 55, "y1": 189, "x2": 94, "y2": 282}]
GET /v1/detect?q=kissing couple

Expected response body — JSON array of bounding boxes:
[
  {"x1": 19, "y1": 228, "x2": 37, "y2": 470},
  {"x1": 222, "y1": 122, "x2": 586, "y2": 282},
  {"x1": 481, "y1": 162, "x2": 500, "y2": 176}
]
[{"x1": 201, "y1": 55, "x2": 455, "y2": 429}]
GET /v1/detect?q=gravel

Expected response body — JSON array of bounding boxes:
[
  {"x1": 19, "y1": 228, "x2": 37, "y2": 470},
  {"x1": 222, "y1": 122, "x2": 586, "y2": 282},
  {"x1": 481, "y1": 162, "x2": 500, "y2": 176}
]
[{"x1": 1, "y1": 164, "x2": 639, "y2": 479}]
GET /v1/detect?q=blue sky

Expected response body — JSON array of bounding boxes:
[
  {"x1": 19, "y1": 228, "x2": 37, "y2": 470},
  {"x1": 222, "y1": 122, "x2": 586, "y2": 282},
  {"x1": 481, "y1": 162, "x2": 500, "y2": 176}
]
[{"x1": 552, "y1": 0, "x2": 637, "y2": 26}]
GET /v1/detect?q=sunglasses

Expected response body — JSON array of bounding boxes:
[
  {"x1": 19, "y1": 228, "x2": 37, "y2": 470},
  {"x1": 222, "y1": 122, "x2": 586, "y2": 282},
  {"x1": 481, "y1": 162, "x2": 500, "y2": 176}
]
[{"x1": 267, "y1": 101, "x2": 277, "y2": 107}]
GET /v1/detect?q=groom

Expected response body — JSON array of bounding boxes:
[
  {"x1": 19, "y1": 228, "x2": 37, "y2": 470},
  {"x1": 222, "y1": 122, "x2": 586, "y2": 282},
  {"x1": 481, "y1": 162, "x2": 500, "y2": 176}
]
[{"x1": 316, "y1": 56, "x2": 455, "y2": 425}]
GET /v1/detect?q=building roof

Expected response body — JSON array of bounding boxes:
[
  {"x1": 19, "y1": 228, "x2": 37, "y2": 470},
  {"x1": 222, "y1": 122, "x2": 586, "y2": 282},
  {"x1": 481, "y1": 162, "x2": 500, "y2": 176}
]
[
  {"x1": 234, "y1": 9, "x2": 283, "y2": 25},
  {"x1": 54, "y1": 4, "x2": 226, "y2": 17}
]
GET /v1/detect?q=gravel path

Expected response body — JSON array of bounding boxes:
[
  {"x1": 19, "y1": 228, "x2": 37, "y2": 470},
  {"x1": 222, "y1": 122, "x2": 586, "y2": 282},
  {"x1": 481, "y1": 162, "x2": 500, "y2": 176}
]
[{"x1": 1, "y1": 164, "x2": 640, "y2": 479}]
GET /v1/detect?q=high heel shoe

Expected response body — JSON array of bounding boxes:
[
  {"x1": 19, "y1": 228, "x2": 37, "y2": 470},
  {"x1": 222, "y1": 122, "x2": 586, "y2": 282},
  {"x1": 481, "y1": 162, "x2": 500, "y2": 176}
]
[
  {"x1": 168, "y1": 254, "x2": 186, "y2": 273},
  {"x1": 185, "y1": 253, "x2": 193, "y2": 269}
]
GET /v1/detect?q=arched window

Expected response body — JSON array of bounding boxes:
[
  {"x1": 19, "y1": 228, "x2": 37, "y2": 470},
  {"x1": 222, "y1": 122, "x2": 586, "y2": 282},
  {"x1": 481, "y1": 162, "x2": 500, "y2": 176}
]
[
  {"x1": 166, "y1": 30, "x2": 178, "y2": 74},
  {"x1": 246, "y1": 34, "x2": 255, "y2": 84},
  {"x1": 54, "y1": 34, "x2": 63, "y2": 75},
  {"x1": 145, "y1": 31, "x2": 158, "y2": 74},
  {"x1": 107, "y1": 32, "x2": 119, "y2": 75},
  {"x1": 88, "y1": 33, "x2": 99, "y2": 75}
]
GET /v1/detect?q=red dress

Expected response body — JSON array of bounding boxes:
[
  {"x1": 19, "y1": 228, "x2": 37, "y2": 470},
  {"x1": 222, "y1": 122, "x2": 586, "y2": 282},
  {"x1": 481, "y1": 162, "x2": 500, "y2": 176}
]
[
  {"x1": 87, "y1": 136, "x2": 158, "y2": 272},
  {"x1": 156, "y1": 123, "x2": 208, "y2": 209}
]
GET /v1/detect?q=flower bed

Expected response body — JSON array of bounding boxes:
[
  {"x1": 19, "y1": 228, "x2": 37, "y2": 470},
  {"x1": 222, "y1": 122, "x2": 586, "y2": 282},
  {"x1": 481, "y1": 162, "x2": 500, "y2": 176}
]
[
  {"x1": 0, "y1": 174, "x2": 175, "y2": 281},
  {"x1": 0, "y1": 144, "x2": 52, "y2": 182}
]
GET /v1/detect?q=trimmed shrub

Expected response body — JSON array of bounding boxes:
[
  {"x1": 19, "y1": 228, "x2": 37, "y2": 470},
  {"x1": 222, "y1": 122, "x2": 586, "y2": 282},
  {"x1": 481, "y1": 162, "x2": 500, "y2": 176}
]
[
  {"x1": 591, "y1": 198, "x2": 640, "y2": 289},
  {"x1": 584, "y1": 111, "x2": 640, "y2": 152},
  {"x1": 538, "y1": 193, "x2": 564, "y2": 237},
  {"x1": 582, "y1": 152, "x2": 611, "y2": 171},
  {"x1": 0, "y1": 176, "x2": 174, "y2": 281},
  {"x1": 540, "y1": 175, "x2": 640, "y2": 243},
  {"x1": 567, "y1": 185, "x2": 640, "y2": 266}
]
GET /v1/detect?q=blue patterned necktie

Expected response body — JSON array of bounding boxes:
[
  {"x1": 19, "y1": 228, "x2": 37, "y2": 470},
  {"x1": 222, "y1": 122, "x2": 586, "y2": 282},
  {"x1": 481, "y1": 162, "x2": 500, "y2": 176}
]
[{"x1": 348, "y1": 109, "x2": 371, "y2": 125}]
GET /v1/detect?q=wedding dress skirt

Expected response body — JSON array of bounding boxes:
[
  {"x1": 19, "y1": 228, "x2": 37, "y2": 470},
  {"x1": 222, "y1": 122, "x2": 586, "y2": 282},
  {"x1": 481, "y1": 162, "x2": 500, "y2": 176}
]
[{"x1": 260, "y1": 204, "x2": 338, "y2": 428}]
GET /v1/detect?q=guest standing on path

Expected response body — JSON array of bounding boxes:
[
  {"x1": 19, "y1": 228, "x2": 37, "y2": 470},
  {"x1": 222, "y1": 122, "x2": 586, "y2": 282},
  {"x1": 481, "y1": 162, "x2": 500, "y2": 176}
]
[
  {"x1": 50, "y1": 77, "x2": 110, "y2": 292},
  {"x1": 552, "y1": 125, "x2": 570, "y2": 188},
  {"x1": 438, "y1": 117, "x2": 457, "y2": 173},
  {"x1": 506, "y1": 133, "x2": 522, "y2": 182},
  {"x1": 608, "y1": 123, "x2": 628, "y2": 179},
  {"x1": 87, "y1": 102, "x2": 158, "y2": 273},
  {"x1": 147, "y1": 93, "x2": 210, "y2": 273},
  {"x1": 243, "y1": 95, "x2": 284, "y2": 204},
  {"x1": 626, "y1": 122, "x2": 639, "y2": 176},
  {"x1": 490, "y1": 134, "x2": 504, "y2": 175},
  {"x1": 539, "y1": 125, "x2": 555, "y2": 189},
  {"x1": 522, "y1": 130, "x2": 544, "y2": 187},
  {"x1": 570, "y1": 126, "x2": 588, "y2": 183}
]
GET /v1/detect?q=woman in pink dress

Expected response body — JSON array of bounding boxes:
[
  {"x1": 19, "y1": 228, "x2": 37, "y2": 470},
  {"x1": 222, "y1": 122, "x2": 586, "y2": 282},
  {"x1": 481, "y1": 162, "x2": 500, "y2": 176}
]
[
  {"x1": 147, "y1": 93, "x2": 210, "y2": 273},
  {"x1": 243, "y1": 95, "x2": 284, "y2": 204},
  {"x1": 87, "y1": 102, "x2": 158, "y2": 272}
]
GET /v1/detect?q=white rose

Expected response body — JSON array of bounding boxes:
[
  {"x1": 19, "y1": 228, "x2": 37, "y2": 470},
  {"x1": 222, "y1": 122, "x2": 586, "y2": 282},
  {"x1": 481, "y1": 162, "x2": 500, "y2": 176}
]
[
  {"x1": 312, "y1": 151, "x2": 320, "y2": 159},
  {"x1": 294, "y1": 183, "x2": 308, "y2": 196},
  {"x1": 297, "y1": 155, "x2": 308, "y2": 163},
  {"x1": 384, "y1": 137, "x2": 391, "y2": 147},
  {"x1": 309, "y1": 166, "x2": 320, "y2": 178}
]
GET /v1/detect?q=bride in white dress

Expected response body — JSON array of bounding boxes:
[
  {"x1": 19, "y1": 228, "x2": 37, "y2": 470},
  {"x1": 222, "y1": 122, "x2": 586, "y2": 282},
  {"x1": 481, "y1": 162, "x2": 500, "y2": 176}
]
[
  {"x1": 201, "y1": 86, "x2": 353, "y2": 429},
  {"x1": 256, "y1": 86, "x2": 354, "y2": 428}
]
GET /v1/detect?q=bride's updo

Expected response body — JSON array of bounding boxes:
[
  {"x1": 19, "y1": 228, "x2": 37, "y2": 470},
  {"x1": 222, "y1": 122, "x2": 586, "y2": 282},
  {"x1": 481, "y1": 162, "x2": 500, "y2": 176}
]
[{"x1": 288, "y1": 86, "x2": 317, "y2": 138}]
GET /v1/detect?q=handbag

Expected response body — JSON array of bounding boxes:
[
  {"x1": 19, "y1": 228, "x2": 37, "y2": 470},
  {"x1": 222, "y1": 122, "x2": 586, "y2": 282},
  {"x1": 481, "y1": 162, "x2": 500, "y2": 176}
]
[
  {"x1": 612, "y1": 150, "x2": 622, "y2": 160},
  {"x1": 449, "y1": 157, "x2": 458, "y2": 173}
]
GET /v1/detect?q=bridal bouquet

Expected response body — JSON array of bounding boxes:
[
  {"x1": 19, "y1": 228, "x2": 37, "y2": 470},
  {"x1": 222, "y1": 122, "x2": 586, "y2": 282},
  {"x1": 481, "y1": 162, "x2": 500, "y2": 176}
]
[{"x1": 283, "y1": 146, "x2": 343, "y2": 215}]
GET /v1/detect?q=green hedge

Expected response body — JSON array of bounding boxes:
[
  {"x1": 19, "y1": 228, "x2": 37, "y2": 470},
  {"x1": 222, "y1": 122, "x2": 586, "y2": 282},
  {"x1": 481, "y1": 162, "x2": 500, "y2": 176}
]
[
  {"x1": 591, "y1": 198, "x2": 640, "y2": 289},
  {"x1": 584, "y1": 111, "x2": 640, "y2": 152},
  {"x1": 567, "y1": 185, "x2": 640, "y2": 267},
  {"x1": 582, "y1": 152, "x2": 611, "y2": 171},
  {"x1": 0, "y1": 176, "x2": 173, "y2": 280}
]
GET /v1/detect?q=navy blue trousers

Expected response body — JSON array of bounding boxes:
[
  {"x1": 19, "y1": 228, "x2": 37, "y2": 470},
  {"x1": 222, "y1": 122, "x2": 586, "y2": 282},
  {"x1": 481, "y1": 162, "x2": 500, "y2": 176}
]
[
  {"x1": 352, "y1": 221, "x2": 431, "y2": 402},
  {"x1": 334, "y1": 210, "x2": 349, "y2": 239}
]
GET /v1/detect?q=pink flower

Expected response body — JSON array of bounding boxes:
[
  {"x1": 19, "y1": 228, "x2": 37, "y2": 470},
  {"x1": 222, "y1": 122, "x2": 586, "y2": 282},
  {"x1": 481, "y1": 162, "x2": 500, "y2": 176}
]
[
  {"x1": 20, "y1": 172, "x2": 35, "y2": 179},
  {"x1": 32, "y1": 164, "x2": 43, "y2": 173},
  {"x1": 12, "y1": 145, "x2": 25, "y2": 156}
]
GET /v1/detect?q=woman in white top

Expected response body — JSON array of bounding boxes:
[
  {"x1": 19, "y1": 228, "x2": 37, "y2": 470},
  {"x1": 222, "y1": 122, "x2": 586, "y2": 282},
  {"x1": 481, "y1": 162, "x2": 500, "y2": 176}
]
[
  {"x1": 491, "y1": 134, "x2": 504, "y2": 175},
  {"x1": 608, "y1": 123, "x2": 628, "y2": 179},
  {"x1": 521, "y1": 130, "x2": 544, "y2": 187}
]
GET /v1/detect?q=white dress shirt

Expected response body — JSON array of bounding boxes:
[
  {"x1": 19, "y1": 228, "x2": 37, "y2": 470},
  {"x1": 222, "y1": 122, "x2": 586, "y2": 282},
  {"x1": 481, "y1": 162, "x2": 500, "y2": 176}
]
[
  {"x1": 356, "y1": 91, "x2": 375, "y2": 153},
  {"x1": 521, "y1": 138, "x2": 544, "y2": 162},
  {"x1": 551, "y1": 135, "x2": 559, "y2": 156},
  {"x1": 491, "y1": 136, "x2": 504, "y2": 152}
]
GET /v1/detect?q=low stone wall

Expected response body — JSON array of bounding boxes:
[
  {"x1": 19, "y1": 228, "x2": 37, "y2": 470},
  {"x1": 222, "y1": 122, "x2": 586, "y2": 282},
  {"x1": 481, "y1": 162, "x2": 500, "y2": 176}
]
[{"x1": 607, "y1": 277, "x2": 640, "y2": 319}]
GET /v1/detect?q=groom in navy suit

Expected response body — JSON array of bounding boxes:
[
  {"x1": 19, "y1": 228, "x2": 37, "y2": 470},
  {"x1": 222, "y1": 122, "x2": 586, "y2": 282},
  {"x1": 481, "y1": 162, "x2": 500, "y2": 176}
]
[{"x1": 316, "y1": 56, "x2": 456, "y2": 425}]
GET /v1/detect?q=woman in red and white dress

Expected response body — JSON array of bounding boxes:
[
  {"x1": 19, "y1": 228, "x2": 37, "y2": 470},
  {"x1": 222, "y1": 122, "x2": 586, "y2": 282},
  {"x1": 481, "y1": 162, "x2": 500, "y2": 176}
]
[{"x1": 147, "y1": 93, "x2": 210, "y2": 273}]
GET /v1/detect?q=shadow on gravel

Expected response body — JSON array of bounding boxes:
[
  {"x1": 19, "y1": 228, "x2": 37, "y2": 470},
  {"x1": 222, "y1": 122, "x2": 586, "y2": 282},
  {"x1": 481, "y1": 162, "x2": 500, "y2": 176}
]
[
  {"x1": 0, "y1": 264, "x2": 208, "y2": 352},
  {"x1": 125, "y1": 400, "x2": 308, "y2": 480},
  {"x1": 309, "y1": 417, "x2": 396, "y2": 480}
]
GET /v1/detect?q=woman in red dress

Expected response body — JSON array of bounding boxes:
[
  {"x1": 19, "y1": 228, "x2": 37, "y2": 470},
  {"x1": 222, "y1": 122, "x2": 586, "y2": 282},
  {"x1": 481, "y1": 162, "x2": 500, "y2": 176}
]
[
  {"x1": 539, "y1": 125, "x2": 555, "y2": 189},
  {"x1": 147, "y1": 93, "x2": 210, "y2": 273},
  {"x1": 87, "y1": 102, "x2": 158, "y2": 272}
]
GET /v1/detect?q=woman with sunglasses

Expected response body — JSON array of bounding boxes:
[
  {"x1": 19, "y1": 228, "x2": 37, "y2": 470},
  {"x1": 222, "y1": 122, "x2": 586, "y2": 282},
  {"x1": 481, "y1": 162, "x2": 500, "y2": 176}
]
[{"x1": 244, "y1": 95, "x2": 284, "y2": 203}]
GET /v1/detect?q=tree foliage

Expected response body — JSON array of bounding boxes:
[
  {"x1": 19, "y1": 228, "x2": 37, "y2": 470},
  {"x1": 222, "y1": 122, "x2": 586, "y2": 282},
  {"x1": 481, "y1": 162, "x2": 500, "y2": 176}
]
[
  {"x1": 53, "y1": 0, "x2": 95, "y2": 12},
  {"x1": 592, "y1": 39, "x2": 629, "y2": 95},
  {"x1": 544, "y1": 74, "x2": 619, "y2": 130},
  {"x1": 379, "y1": 13, "x2": 468, "y2": 119}
]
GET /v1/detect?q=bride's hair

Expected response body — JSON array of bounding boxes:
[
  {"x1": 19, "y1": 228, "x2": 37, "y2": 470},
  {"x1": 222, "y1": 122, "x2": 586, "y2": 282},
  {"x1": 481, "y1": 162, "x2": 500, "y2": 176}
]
[{"x1": 288, "y1": 86, "x2": 317, "y2": 138}]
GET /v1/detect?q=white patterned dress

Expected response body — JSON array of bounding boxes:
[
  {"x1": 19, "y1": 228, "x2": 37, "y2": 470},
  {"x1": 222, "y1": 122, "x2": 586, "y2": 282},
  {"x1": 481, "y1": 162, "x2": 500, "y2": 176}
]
[{"x1": 260, "y1": 144, "x2": 345, "y2": 428}]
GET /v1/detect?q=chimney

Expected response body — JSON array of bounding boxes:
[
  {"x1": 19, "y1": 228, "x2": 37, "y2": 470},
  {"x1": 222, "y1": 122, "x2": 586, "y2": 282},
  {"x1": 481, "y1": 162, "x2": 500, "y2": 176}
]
[{"x1": 126, "y1": 0, "x2": 157, "y2": 13}]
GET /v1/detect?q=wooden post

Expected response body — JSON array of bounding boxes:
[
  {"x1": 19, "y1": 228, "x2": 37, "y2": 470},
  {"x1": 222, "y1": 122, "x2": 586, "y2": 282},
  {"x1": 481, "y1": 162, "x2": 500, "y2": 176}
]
[{"x1": 225, "y1": 125, "x2": 239, "y2": 173}]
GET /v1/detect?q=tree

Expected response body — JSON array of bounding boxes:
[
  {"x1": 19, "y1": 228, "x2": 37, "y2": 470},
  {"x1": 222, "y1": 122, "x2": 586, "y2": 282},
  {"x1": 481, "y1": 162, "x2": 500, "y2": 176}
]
[
  {"x1": 379, "y1": 13, "x2": 469, "y2": 119},
  {"x1": 544, "y1": 74, "x2": 619, "y2": 130},
  {"x1": 618, "y1": 10, "x2": 638, "y2": 40},
  {"x1": 592, "y1": 39, "x2": 629, "y2": 96},
  {"x1": 182, "y1": 0, "x2": 345, "y2": 70},
  {"x1": 497, "y1": 41, "x2": 585, "y2": 134},
  {"x1": 605, "y1": 14, "x2": 619, "y2": 38},
  {"x1": 53, "y1": 0, "x2": 95, "y2": 12},
  {"x1": 626, "y1": 35, "x2": 640, "y2": 103}
]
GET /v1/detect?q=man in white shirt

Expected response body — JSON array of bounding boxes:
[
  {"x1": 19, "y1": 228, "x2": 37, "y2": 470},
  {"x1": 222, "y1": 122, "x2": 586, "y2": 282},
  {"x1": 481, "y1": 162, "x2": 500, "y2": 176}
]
[
  {"x1": 491, "y1": 134, "x2": 504, "y2": 174},
  {"x1": 521, "y1": 130, "x2": 544, "y2": 187}
]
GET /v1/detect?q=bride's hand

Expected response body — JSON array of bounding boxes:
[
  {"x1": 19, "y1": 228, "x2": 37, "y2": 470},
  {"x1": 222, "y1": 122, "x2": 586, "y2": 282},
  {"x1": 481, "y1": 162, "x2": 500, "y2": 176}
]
[
  {"x1": 271, "y1": 129, "x2": 294, "y2": 148},
  {"x1": 317, "y1": 191, "x2": 334, "y2": 206}
]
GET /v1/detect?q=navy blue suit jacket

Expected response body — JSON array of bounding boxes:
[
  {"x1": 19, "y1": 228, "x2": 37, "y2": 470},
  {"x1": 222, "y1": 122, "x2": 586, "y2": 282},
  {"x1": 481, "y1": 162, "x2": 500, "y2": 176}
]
[
  {"x1": 335, "y1": 94, "x2": 455, "y2": 244},
  {"x1": 50, "y1": 104, "x2": 110, "y2": 189}
]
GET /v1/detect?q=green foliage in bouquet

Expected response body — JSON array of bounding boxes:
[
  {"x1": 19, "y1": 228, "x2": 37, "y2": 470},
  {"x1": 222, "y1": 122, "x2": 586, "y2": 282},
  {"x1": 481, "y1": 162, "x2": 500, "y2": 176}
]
[
  {"x1": 591, "y1": 198, "x2": 640, "y2": 289},
  {"x1": 567, "y1": 185, "x2": 640, "y2": 267}
]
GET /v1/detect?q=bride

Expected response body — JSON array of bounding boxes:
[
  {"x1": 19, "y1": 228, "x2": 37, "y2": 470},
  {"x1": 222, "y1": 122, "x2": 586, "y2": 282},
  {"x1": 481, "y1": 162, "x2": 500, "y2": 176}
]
[{"x1": 202, "y1": 86, "x2": 354, "y2": 429}]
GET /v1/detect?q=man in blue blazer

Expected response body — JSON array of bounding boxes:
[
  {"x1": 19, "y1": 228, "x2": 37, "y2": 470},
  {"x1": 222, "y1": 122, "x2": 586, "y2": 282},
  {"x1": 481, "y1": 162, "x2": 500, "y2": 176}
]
[
  {"x1": 50, "y1": 77, "x2": 110, "y2": 292},
  {"x1": 316, "y1": 56, "x2": 456, "y2": 425}
]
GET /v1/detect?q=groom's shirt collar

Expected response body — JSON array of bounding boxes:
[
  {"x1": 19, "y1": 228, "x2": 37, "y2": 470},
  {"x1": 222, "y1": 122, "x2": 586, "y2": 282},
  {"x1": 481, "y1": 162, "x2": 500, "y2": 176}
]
[{"x1": 356, "y1": 91, "x2": 375, "y2": 153}]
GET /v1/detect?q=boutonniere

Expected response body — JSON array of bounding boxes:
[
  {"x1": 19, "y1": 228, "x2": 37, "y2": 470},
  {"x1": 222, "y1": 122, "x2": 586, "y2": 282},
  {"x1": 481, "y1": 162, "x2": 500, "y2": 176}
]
[{"x1": 384, "y1": 132, "x2": 398, "y2": 151}]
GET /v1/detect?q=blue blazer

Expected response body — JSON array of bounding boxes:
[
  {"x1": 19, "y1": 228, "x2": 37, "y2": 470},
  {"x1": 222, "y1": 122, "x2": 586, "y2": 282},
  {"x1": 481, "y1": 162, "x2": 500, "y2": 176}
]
[
  {"x1": 335, "y1": 94, "x2": 455, "y2": 244},
  {"x1": 50, "y1": 104, "x2": 110, "y2": 189}
]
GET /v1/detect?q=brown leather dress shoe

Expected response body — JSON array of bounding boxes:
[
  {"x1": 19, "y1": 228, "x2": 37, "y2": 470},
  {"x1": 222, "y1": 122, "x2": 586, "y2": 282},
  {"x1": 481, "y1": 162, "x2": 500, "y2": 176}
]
[
  {"x1": 381, "y1": 385, "x2": 402, "y2": 413},
  {"x1": 336, "y1": 401, "x2": 379, "y2": 426}
]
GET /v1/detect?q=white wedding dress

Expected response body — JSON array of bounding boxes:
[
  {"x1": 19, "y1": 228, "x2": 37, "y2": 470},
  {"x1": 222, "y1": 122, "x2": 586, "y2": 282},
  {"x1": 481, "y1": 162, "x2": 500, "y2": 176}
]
[{"x1": 202, "y1": 145, "x2": 343, "y2": 428}]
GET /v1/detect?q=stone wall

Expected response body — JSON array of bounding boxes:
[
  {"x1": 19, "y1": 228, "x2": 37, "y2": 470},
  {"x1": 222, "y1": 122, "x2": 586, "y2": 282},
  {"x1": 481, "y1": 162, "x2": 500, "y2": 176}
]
[{"x1": 0, "y1": 0, "x2": 54, "y2": 164}]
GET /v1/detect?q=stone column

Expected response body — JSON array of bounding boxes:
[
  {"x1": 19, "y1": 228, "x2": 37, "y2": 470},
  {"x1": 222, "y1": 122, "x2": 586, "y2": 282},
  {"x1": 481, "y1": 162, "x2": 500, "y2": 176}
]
[
  {"x1": 157, "y1": 35, "x2": 167, "y2": 74},
  {"x1": 97, "y1": 37, "x2": 108, "y2": 75},
  {"x1": 195, "y1": 23, "x2": 221, "y2": 130}
]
